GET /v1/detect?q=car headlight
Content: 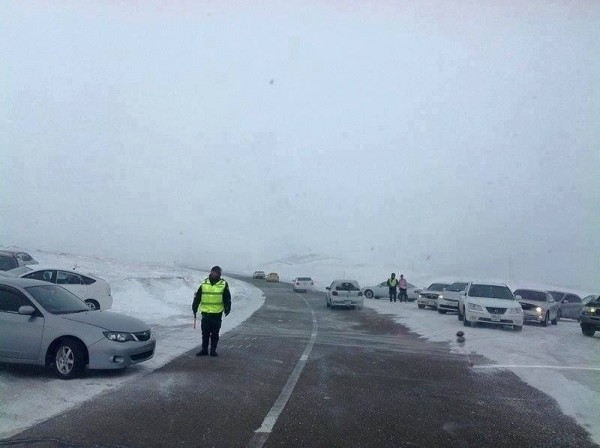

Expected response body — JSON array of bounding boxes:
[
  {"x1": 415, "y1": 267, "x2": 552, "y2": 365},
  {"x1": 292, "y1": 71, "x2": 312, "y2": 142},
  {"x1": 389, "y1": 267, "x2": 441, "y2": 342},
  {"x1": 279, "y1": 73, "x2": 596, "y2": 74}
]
[
  {"x1": 467, "y1": 303, "x2": 484, "y2": 311},
  {"x1": 509, "y1": 307, "x2": 522, "y2": 314},
  {"x1": 418, "y1": 294, "x2": 423, "y2": 298},
  {"x1": 583, "y1": 306, "x2": 596, "y2": 315},
  {"x1": 438, "y1": 295, "x2": 444, "y2": 300},
  {"x1": 536, "y1": 307, "x2": 542, "y2": 313},
  {"x1": 103, "y1": 331, "x2": 135, "y2": 342}
]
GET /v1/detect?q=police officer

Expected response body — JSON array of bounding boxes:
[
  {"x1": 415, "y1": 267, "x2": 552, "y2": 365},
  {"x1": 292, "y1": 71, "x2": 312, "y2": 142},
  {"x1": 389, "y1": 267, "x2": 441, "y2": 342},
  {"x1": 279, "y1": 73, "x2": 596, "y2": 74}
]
[
  {"x1": 387, "y1": 273, "x2": 399, "y2": 302},
  {"x1": 192, "y1": 266, "x2": 231, "y2": 357}
]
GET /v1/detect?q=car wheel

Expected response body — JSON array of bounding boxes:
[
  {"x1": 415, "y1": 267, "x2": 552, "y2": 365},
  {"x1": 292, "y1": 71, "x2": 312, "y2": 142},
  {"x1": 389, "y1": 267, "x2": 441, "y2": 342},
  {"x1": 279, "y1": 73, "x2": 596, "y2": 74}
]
[
  {"x1": 438, "y1": 309, "x2": 447, "y2": 314},
  {"x1": 85, "y1": 299, "x2": 100, "y2": 311},
  {"x1": 514, "y1": 325, "x2": 523, "y2": 332},
  {"x1": 364, "y1": 290, "x2": 374, "y2": 299},
  {"x1": 52, "y1": 339, "x2": 86, "y2": 380},
  {"x1": 556, "y1": 309, "x2": 561, "y2": 322},
  {"x1": 326, "y1": 299, "x2": 331, "y2": 308},
  {"x1": 463, "y1": 312, "x2": 471, "y2": 327},
  {"x1": 551, "y1": 313, "x2": 558, "y2": 325},
  {"x1": 417, "y1": 304, "x2": 425, "y2": 309},
  {"x1": 541, "y1": 312, "x2": 549, "y2": 327},
  {"x1": 458, "y1": 308, "x2": 464, "y2": 321},
  {"x1": 581, "y1": 325, "x2": 596, "y2": 337}
]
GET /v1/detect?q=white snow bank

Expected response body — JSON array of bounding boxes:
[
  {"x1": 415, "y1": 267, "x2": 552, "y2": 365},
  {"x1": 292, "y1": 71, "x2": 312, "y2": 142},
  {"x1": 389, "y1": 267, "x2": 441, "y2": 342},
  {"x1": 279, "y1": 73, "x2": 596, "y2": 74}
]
[
  {"x1": 0, "y1": 249, "x2": 265, "y2": 439},
  {"x1": 364, "y1": 299, "x2": 600, "y2": 444}
]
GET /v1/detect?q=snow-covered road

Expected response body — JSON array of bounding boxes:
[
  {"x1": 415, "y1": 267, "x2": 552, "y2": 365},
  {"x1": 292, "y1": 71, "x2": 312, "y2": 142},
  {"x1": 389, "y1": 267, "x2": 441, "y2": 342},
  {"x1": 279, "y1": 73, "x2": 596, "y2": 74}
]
[
  {"x1": 0, "y1": 250, "x2": 265, "y2": 439},
  {"x1": 364, "y1": 299, "x2": 600, "y2": 444}
]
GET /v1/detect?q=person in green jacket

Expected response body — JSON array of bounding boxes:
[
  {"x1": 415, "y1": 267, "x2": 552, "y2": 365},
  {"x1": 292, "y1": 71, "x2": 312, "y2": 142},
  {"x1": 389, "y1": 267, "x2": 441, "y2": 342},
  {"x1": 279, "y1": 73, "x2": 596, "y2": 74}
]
[
  {"x1": 387, "y1": 273, "x2": 399, "y2": 302},
  {"x1": 192, "y1": 266, "x2": 231, "y2": 357}
]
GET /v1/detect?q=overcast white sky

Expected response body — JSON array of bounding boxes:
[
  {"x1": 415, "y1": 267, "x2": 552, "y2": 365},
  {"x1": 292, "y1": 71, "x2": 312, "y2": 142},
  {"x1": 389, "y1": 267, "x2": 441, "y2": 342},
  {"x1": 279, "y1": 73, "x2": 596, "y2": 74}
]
[{"x1": 1, "y1": 1, "x2": 598, "y2": 288}]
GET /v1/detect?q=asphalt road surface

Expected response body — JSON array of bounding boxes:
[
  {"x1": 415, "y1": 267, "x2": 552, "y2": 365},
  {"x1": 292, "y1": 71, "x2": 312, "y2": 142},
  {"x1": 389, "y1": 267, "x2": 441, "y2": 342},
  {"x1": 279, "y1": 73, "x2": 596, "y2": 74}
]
[{"x1": 2, "y1": 277, "x2": 596, "y2": 448}]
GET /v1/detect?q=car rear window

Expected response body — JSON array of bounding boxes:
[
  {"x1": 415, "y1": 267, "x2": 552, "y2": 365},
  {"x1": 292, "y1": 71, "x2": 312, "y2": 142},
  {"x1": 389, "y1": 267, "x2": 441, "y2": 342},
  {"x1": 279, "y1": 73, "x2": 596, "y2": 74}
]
[
  {"x1": 298, "y1": 277, "x2": 312, "y2": 281},
  {"x1": 514, "y1": 290, "x2": 547, "y2": 302},
  {"x1": 0, "y1": 255, "x2": 18, "y2": 271},
  {"x1": 468, "y1": 284, "x2": 514, "y2": 300},
  {"x1": 81, "y1": 275, "x2": 97, "y2": 285},
  {"x1": 335, "y1": 281, "x2": 360, "y2": 291}
]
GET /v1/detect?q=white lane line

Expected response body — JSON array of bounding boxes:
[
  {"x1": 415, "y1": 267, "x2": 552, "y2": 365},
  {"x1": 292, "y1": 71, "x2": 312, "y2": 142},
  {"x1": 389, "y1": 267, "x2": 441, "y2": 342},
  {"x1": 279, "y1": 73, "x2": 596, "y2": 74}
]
[
  {"x1": 247, "y1": 294, "x2": 318, "y2": 448},
  {"x1": 474, "y1": 364, "x2": 600, "y2": 372}
]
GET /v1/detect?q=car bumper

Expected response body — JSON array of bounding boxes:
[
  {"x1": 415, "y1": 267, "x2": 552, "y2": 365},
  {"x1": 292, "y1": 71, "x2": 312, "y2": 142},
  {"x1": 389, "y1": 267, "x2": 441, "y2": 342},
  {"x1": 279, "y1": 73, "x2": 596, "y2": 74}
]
[
  {"x1": 417, "y1": 298, "x2": 438, "y2": 307},
  {"x1": 331, "y1": 298, "x2": 364, "y2": 307},
  {"x1": 88, "y1": 337, "x2": 156, "y2": 370},
  {"x1": 579, "y1": 314, "x2": 600, "y2": 328},
  {"x1": 465, "y1": 310, "x2": 523, "y2": 327},
  {"x1": 523, "y1": 310, "x2": 548, "y2": 323},
  {"x1": 437, "y1": 300, "x2": 459, "y2": 312}
]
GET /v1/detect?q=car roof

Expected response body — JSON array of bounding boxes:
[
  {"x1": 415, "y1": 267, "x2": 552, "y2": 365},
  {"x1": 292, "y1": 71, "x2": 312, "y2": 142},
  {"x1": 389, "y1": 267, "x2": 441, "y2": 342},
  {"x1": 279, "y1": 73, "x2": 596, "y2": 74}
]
[
  {"x1": 0, "y1": 277, "x2": 51, "y2": 288},
  {"x1": 0, "y1": 250, "x2": 17, "y2": 257},
  {"x1": 513, "y1": 287, "x2": 548, "y2": 293},
  {"x1": 332, "y1": 279, "x2": 359, "y2": 283},
  {"x1": 12, "y1": 265, "x2": 101, "y2": 280},
  {"x1": 470, "y1": 281, "x2": 509, "y2": 287}
]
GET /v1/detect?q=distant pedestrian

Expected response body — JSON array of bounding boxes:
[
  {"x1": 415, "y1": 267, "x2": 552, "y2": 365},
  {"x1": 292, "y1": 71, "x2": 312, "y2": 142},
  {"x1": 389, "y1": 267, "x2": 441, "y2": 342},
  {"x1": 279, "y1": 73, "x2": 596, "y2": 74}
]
[
  {"x1": 387, "y1": 273, "x2": 398, "y2": 302},
  {"x1": 192, "y1": 266, "x2": 231, "y2": 357},
  {"x1": 398, "y1": 274, "x2": 408, "y2": 302}
]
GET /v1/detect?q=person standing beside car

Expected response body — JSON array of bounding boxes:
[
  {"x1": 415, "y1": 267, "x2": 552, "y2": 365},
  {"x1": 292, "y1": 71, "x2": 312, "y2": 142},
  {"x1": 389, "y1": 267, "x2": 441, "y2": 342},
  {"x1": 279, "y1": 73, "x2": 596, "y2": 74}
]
[
  {"x1": 192, "y1": 266, "x2": 231, "y2": 357},
  {"x1": 387, "y1": 273, "x2": 399, "y2": 302},
  {"x1": 398, "y1": 274, "x2": 408, "y2": 302}
]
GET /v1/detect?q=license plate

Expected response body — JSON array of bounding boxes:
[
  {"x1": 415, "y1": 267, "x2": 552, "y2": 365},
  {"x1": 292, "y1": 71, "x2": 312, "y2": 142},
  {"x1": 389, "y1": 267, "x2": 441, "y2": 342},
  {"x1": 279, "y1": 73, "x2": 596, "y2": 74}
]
[{"x1": 491, "y1": 315, "x2": 501, "y2": 322}]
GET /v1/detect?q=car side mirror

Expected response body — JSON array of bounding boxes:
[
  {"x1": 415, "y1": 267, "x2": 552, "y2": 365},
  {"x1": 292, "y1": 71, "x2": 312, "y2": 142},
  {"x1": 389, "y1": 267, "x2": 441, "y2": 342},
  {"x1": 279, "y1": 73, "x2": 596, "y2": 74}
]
[
  {"x1": 18, "y1": 306, "x2": 36, "y2": 315},
  {"x1": 515, "y1": 295, "x2": 522, "y2": 301},
  {"x1": 326, "y1": 287, "x2": 331, "y2": 290}
]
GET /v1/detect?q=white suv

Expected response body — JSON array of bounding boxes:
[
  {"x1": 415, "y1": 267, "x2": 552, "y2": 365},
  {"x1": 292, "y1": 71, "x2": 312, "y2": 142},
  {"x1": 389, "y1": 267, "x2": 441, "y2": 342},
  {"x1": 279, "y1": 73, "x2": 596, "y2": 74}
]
[
  {"x1": 292, "y1": 277, "x2": 314, "y2": 292},
  {"x1": 458, "y1": 282, "x2": 523, "y2": 331}
]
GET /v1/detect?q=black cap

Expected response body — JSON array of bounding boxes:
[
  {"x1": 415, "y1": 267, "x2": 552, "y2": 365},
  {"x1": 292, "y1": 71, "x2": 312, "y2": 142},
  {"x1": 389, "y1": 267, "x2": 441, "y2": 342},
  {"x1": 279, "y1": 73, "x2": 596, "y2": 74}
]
[{"x1": 210, "y1": 266, "x2": 222, "y2": 274}]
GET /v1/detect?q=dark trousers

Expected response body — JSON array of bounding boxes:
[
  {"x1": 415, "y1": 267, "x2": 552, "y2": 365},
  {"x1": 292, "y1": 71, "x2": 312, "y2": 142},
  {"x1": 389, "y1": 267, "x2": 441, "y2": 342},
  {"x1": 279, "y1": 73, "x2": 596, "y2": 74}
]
[
  {"x1": 389, "y1": 288, "x2": 397, "y2": 302},
  {"x1": 201, "y1": 314, "x2": 222, "y2": 352},
  {"x1": 399, "y1": 288, "x2": 408, "y2": 302}
]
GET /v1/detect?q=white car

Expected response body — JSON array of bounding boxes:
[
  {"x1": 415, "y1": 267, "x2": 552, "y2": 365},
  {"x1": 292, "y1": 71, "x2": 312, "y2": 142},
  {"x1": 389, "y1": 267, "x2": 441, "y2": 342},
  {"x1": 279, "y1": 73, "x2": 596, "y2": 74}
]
[
  {"x1": 292, "y1": 277, "x2": 314, "y2": 292},
  {"x1": 326, "y1": 280, "x2": 364, "y2": 309},
  {"x1": 439, "y1": 281, "x2": 469, "y2": 314},
  {"x1": 459, "y1": 282, "x2": 523, "y2": 331},
  {"x1": 10, "y1": 266, "x2": 113, "y2": 311},
  {"x1": 363, "y1": 281, "x2": 421, "y2": 300},
  {"x1": 0, "y1": 250, "x2": 38, "y2": 271},
  {"x1": 417, "y1": 282, "x2": 450, "y2": 309}
]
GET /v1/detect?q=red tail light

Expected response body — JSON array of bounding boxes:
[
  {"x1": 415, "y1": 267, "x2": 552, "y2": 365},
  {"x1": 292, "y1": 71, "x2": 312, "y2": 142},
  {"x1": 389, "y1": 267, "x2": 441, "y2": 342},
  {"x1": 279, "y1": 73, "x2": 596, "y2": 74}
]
[{"x1": 332, "y1": 291, "x2": 338, "y2": 296}]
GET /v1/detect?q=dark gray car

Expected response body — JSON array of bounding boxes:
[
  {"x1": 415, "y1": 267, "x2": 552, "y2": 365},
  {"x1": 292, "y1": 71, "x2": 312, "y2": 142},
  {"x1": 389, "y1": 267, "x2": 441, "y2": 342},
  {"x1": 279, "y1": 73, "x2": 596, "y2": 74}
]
[{"x1": 0, "y1": 277, "x2": 155, "y2": 379}]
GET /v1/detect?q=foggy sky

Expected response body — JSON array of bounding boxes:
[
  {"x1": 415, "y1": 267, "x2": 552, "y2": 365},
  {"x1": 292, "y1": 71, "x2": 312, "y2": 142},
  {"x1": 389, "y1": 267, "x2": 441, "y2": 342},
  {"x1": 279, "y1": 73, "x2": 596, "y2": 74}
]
[{"x1": 1, "y1": 1, "x2": 599, "y2": 289}]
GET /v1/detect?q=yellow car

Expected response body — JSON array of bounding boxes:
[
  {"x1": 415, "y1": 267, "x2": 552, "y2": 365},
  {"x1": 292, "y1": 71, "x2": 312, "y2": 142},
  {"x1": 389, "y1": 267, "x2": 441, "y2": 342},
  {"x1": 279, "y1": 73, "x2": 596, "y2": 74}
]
[{"x1": 266, "y1": 273, "x2": 280, "y2": 282}]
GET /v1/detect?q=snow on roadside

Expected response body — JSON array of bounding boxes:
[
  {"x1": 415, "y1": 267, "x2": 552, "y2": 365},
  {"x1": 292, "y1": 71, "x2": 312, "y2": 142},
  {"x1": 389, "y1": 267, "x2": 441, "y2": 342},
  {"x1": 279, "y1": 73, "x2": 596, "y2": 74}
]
[
  {"x1": 0, "y1": 250, "x2": 265, "y2": 439},
  {"x1": 364, "y1": 299, "x2": 600, "y2": 444}
]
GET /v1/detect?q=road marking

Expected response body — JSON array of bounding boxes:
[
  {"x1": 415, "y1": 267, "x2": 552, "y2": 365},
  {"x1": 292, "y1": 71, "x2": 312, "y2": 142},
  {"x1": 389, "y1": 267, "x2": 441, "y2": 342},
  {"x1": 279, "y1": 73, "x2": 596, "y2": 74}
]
[
  {"x1": 247, "y1": 293, "x2": 318, "y2": 448},
  {"x1": 474, "y1": 364, "x2": 600, "y2": 372}
]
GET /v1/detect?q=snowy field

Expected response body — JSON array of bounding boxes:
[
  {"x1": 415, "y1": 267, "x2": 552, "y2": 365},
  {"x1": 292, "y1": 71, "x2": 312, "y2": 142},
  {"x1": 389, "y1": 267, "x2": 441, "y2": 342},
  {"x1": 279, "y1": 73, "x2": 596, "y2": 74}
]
[
  {"x1": 0, "y1": 249, "x2": 265, "y2": 439},
  {"x1": 364, "y1": 299, "x2": 600, "y2": 445}
]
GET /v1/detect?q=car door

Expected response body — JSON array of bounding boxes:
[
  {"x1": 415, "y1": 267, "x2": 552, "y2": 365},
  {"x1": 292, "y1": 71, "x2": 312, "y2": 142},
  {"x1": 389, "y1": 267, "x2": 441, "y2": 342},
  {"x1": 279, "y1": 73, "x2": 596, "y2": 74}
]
[
  {"x1": 22, "y1": 269, "x2": 56, "y2": 283},
  {"x1": 376, "y1": 282, "x2": 388, "y2": 298},
  {"x1": 562, "y1": 294, "x2": 582, "y2": 319},
  {"x1": 0, "y1": 286, "x2": 44, "y2": 360},
  {"x1": 546, "y1": 293, "x2": 559, "y2": 320},
  {"x1": 56, "y1": 270, "x2": 87, "y2": 299}
]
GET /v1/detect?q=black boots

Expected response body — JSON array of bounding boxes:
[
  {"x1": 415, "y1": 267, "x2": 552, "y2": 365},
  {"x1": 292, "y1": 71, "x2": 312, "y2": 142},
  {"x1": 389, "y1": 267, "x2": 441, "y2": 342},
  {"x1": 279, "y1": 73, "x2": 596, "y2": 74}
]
[{"x1": 209, "y1": 350, "x2": 218, "y2": 357}]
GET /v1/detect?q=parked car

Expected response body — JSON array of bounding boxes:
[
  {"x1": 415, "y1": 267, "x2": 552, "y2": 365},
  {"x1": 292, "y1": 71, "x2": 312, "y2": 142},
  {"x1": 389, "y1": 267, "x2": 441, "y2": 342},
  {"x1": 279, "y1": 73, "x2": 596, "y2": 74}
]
[
  {"x1": 580, "y1": 295, "x2": 600, "y2": 337},
  {"x1": 252, "y1": 271, "x2": 266, "y2": 279},
  {"x1": 266, "y1": 272, "x2": 280, "y2": 282},
  {"x1": 0, "y1": 277, "x2": 155, "y2": 379},
  {"x1": 459, "y1": 282, "x2": 523, "y2": 331},
  {"x1": 549, "y1": 291, "x2": 584, "y2": 320},
  {"x1": 417, "y1": 283, "x2": 450, "y2": 310},
  {"x1": 513, "y1": 288, "x2": 559, "y2": 326},
  {"x1": 363, "y1": 281, "x2": 421, "y2": 300},
  {"x1": 10, "y1": 266, "x2": 113, "y2": 311},
  {"x1": 326, "y1": 280, "x2": 363, "y2": 309},
  {"x1": 0, "y1": 250, "x2": 38, "y2": 271},
  {"x1": 439, "y1": 281, "x2": 469, "y2": 316},
  {"x1": 292, "y1": 277, "x2": 314, "y2": 292}
]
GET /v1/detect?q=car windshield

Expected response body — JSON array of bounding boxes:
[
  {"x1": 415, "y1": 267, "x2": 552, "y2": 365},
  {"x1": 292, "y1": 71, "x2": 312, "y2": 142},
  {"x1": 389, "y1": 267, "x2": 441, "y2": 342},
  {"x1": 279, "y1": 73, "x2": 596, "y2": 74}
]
[
  {"x1": 25, "y1": 285, "x2": 90, "y2": 314},
  {"x1": 583, "y1": 296, "x2": 599, "y2": 306},
  {"x1": 428, "y1": 283, "x2": 449, "y2": 291},
  {"x1": 468, "y1": 285, "x2": 514, "y2": 300},
  {"x1": 514, "y1": 290, "x2": 547, "y2": 302},
  {"x1": 336, "y1": 282, "x2": 360, "y2": 291},
  {"x1": 446, "y1": 282, "x2": 468, "y2": 292},
  {"x1": 0, "y1": 255, "x2": 18, "y2": 271}
]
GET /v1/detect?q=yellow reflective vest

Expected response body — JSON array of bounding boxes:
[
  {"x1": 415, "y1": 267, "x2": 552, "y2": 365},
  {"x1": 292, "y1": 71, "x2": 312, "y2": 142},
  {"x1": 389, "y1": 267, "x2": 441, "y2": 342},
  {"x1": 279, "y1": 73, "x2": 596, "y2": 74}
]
[
  {"x1": 200, "y1": 279, "x2": 227, "y2": 313},
  {"x1": 388, "y1": 278, "x2": 398, "y2": 287}
]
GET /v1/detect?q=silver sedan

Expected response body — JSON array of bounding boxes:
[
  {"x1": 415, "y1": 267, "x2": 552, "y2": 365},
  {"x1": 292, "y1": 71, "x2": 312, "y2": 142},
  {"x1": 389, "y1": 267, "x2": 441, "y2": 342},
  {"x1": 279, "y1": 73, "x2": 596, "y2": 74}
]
[
  {"x1": 0, "y1": 277, "x2": 155, "y2": 379},
  {"x1": 514, "y1": 288, "x2": 559, "y2": 326}
]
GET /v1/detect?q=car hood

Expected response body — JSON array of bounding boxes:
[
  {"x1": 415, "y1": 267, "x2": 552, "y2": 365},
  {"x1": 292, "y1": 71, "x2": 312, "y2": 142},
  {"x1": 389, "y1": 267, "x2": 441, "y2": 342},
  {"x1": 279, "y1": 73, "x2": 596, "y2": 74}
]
[
  {"x1": 442, "y1": 291, "x2": 464, "y2": 299},
  {"x1": 518, "y1": 299, "x2": 548, "y2": 308},
  {"x1": 61, "y1": 311, "x2": 149, "y2": 332},
  {"x1": 467, "y1": 297, "x2": 518, "y2": 308}
]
